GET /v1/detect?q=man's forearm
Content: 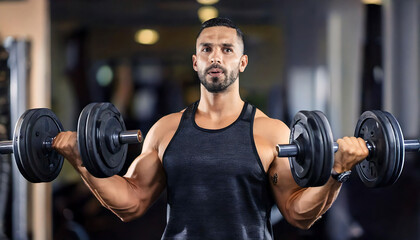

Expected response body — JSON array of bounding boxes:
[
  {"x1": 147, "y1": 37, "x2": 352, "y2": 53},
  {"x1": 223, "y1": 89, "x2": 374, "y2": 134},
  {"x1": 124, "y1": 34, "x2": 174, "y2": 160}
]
[
  {"x1": 285, "y1": 177, "x2": 342, "y2": 229},
  {"x1": 70, "y1": 157, "x2": 144, "y2": 221}
]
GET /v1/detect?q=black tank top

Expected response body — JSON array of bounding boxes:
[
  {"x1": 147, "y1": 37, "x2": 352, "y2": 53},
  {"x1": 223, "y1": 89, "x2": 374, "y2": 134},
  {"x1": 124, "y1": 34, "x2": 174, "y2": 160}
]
[{"x1": 162, "y1": 101, "x2": 274, "y2": 239}]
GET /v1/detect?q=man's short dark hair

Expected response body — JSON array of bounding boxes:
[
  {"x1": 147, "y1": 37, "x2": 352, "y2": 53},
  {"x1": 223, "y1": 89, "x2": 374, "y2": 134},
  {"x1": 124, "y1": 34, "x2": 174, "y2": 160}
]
[{"x1": 197, "y1": 17, "x2": 245, "y2": 53}]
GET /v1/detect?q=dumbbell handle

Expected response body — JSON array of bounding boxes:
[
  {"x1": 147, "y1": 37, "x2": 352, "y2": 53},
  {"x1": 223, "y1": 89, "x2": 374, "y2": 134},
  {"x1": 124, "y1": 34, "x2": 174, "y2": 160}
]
[
  {"x1": 42, "y1": 130, "x2": 143, "y2": 153},
  {"x1": 277, "y1": 139, "x2": 420, "y2": 157},
  {"x1": 405, "y1": 139, "x2": 420, "y2": 152},
  {"x1": 0, "y1": 140, "x2": 13, "y2": 154},
  {"x1": 119, "y1": 130, "x2": 143, "y2": 144},
  {"x1": 0, "y1": 130, "x2": 142, "y2": 155},
  {"x1": 0, "y1": 137, "x2": 56, "y2": 155},
  {"x1": 331, "y1": 142, "x2": 374, "y2": 153}
]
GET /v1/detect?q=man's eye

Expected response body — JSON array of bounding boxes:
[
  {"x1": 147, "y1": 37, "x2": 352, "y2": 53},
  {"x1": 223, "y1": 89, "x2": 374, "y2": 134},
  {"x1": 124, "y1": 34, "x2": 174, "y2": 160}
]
[
  {"x1": 202, "y1": 47, "x2": 210, "y2": 52},
  {"x1": 224, "y1": 48, "x2": 233, "y2": 53}
]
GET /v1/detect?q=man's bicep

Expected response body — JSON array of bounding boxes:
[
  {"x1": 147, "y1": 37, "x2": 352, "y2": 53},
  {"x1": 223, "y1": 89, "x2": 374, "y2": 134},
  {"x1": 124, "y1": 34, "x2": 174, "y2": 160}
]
[
  {"x1": 124, "y1": 112, "x2": 182, "y2": 191},
  {"x1": 127, "y1": 148, "x2": 166, "y2": 189},
  {"x1": 268, "y1": 156, "x2": 303, "y2": 217},
  {"x1": 124, "y1": 120, "x2": 167, "y2": 198}
]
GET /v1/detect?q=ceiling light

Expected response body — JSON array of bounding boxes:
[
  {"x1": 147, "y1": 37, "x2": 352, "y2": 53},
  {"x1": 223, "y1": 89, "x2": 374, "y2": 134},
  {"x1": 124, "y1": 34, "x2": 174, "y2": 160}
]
[
  {"x1": 96, "y1": 65, "x2": 113, "y2": 87},
  {"x1": 362, "y1": 0, "x2": 382, "y2": 5},
  {"x1": 197, "y1": 0, "x2": 219, "y2": 5},
  {"x1": 198, "y1": 6, "x2": 218, "y2": 23},
  {"x1": 135, "y1": 29, "x2": 159, "y2": 45}
]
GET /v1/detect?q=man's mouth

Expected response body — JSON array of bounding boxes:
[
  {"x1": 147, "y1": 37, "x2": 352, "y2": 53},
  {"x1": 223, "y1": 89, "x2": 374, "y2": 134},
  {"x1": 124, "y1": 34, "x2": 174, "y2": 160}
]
[{"x1": 207, "y1": 68, "x2": 224, "y2": 78}]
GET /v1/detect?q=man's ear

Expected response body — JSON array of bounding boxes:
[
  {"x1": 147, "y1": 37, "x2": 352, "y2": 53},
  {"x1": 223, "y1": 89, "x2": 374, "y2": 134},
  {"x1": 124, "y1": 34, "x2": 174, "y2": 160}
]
[
  {"x1": 192, "y1": 55, "x2": 198, "y2": 72},
  {"x1": 239, "y1": 55, "x2": 248, "y2": 72}
]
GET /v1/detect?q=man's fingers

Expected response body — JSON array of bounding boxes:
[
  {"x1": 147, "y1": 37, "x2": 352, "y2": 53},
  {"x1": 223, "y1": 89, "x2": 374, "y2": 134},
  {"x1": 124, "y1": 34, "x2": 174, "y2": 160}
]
[{"x1": 356, "y1": 137, "x2": 369, "y2": 158}]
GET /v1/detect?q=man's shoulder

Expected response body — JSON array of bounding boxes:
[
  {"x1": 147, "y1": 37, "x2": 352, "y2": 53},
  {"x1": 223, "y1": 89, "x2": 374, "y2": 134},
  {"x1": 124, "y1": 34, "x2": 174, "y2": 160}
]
[
  {"x1": 154, "y1": 110, "x2": 185, "y2": 132},
  {"x1": 254, "y1": 108, "x2": 288, "y2": 130},
  {"x1": 144, "y1": 109, "x2": 185, "y2": 151},
  {"x1": 253, "y1": 108, "x2": 290, "y2": 144}
]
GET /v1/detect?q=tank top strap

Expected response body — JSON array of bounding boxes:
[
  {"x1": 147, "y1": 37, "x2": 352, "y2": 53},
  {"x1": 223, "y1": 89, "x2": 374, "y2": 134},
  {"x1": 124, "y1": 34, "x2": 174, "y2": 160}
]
[
  {"x1": 241, "y1": 102, "x2": 255, "y2": 123},
  {"x1": 181, "y1": 101, "x2": 199, "y2": 121}
]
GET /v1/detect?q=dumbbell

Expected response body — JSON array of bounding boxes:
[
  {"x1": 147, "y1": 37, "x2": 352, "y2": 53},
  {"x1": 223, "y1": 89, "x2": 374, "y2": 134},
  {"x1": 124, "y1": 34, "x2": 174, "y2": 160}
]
[
  {"x1": 77, "y1": 102, "x2": 143, "y2": 178},
  {"x1": 353, "y1": 110, "x2": 419, "y2": 187},
  {"x1": 276, "y1": 110, "x2": 419, "y2": 188},
  {"x1": 275, "y1": 111, "x2": 335, "y2": 188},
  {"x1": 0, "y1": 102, "x2": 143, "y2": 182},
  {"x1": 0, "y1": 109, "x2": 64, "y2": 182}
]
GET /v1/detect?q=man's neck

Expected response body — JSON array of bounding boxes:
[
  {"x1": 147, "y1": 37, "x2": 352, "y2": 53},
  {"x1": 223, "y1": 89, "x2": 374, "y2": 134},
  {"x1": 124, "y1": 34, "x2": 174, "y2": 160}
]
[{"x1": 197, "y1": 83, "x2": 243, "y2": 121}]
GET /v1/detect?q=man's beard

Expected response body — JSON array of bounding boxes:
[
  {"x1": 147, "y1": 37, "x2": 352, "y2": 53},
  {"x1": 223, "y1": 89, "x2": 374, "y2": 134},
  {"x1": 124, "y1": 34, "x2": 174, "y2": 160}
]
[{"x1": 198, "y1": 64, "x2": 239, "y2": 93}]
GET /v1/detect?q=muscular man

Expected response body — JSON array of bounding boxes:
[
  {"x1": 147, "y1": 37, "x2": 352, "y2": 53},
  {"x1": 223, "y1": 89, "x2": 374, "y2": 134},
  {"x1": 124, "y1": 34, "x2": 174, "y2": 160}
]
[{"x1": 53, "y1": 18, "x2": 369, "y2": 239}]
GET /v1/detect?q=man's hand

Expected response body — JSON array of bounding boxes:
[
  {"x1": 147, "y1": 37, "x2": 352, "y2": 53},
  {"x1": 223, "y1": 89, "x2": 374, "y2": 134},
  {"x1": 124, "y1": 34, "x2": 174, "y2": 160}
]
[
  {"x1": 52, "y1": 131, "x2": 83, "y2": 167},
  {"x1": 334, "y1": 137, "x2": 369, "y2": 173}
]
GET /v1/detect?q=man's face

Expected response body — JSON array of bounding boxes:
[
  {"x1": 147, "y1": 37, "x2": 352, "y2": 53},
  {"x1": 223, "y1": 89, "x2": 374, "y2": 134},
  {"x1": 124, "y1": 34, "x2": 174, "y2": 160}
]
[{"x1": 192, "y1": 26, "x2": 248, "y2": 93}]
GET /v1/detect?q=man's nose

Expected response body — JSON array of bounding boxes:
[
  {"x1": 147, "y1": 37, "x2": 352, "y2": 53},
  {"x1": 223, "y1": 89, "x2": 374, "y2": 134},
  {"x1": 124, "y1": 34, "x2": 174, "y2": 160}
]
[{"x1": 210, "y1": 50, "x2": 222, "y2": 64}]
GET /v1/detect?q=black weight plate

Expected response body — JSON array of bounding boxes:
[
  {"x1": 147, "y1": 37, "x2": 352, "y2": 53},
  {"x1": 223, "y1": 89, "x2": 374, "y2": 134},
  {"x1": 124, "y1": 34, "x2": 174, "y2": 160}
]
[
  {"x1": 377, "y1": 112, "x2": 400, "y2": 187},
  {"x1": 383, "y1": 111, "x2": 405, "y2": 186},
  {"x1": 354, "y1": 111, "x2": 397, "y2": 188},
  {"x1": 289, "y1": 113, "x2": 311, "y2": 183},
  {"x1": 13, "y1": 108, "x2": 64, "y2": 182},
  {"x1": 311, "y1": 111, "x2": 335, "y2": 186},
  {"x1": 92, "y1": 103, "x2": 127, "y2": 176},
  {"x1": 367, "y1": 110, "x2": 398, "y2": 187},
  {"x1": 27, "y1": 109, "x2": 64, "y2": 182},
  {"x1": 289, "y1": 111, "x2": 333, "y2": 187},
  {"x1": 77, "y1": 103, "x2": 97, "y2": 176},
  {"x1": 304, "y1": 111, "x2": 324, "y2": 187},
  {"x1": 93, "y1": 103, "x2": 125, "y2": 169},
  {"x1": 14, "y1": 109, "x2": 38, "y2": 181},
  {"x1": 77, "y1": 103, "x2": 127, "y2": 178},
  {"x1": 78, "y1": 103, "x2": 110, "y2": 177}
]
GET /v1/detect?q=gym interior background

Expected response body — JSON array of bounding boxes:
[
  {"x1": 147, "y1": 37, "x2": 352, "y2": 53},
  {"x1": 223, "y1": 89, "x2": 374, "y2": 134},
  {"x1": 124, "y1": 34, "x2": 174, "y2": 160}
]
[{"x1": 0, "y1": 0, "x2": 419, "y2": 239}]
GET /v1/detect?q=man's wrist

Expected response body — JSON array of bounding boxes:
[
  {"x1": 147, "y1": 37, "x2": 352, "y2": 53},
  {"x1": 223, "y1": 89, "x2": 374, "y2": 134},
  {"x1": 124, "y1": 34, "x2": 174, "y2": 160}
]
[
  {"x1": 332, "y1": 163, "x2": 351, "y2": 173},
  {"x1": 331, "y1": 169, "x2": 352, "y2": 183}
]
